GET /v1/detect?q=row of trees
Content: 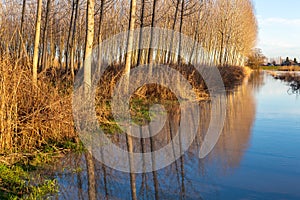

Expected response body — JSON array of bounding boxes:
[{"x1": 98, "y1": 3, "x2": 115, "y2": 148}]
[
  {"x1": 0, "y1": 1, "x2": 258, "y2": 199},
  {"x1": 0, "y1": 0, "x2": 258, "y2": 81}
]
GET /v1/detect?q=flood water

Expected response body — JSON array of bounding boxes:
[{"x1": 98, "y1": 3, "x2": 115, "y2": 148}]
[{"x1": 47, "y1": 71, "x2": 300, "y2": 200}]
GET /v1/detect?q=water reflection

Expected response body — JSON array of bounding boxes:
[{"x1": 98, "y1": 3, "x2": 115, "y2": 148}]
[
  {"x1": 204, "y1": 76, "x2": 257, "y2": 171},
  {"x1": 47, "y1": 73, "x2": 262, "y2": 200},
  {"x1": 268, "y1": 71, "x2": 300, "y2": 95}
]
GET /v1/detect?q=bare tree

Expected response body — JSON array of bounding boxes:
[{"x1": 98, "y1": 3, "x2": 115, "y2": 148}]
[
  {"x1": 124, "y1": 0, "x2": 137, "y2": 199},
  {"x1": 33, "y1": 0, "x2": 43, "y2": 85},
  {"x1": 84, "y1": 0, "x2": 95, "y2": 93},
  {"x1": 41, "y1": 0, "x2": 51, "y2": 71},
  {"x1": 137, "y1": 0, "x2": 145, "y2": 66},
  {"x1": 148, "y1": 0, "x2": 158, "y2": 65}
]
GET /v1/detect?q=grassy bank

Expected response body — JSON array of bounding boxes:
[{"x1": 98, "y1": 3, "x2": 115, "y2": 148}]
[
  {"x1": 0, "y1": 59, "x2": 249, "y2": 198},
  {"x1": 0, "y1": 60, "x2": 249, "y2": 154},
  {"x1": 0, "y1": 164, "x2": 57, "y2": 199},
  {"x1": 0, "y1": 141, "x2": 85, "y2": 199},
  {"x1": 261, "y1": 65, "x2": 300, "y2": 71}
]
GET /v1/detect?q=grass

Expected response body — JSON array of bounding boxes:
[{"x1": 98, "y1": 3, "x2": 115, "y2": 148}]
[
  {"x1": 0, "y1": 58, "x2": 77, "y2": 154},
  {"x1": 0, "y1": 140, "x2": 84, "y2": 199},
  {"x1": 0, "y1": 164, "x2": 58, "y2": 200},
  {"x1": 95, "y1": 64, "x2": 248, "y2": 135},
  {"x1": 261, "y1": 65, "x2": 300, "y2": 71}
]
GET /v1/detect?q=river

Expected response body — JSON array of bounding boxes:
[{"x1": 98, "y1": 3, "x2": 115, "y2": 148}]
[{"x1": 46, "y1": 71, "x2": 300, "y2": 200}]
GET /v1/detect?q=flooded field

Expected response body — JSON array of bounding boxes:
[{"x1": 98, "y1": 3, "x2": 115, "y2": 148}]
[{"x1": 45, "y1": 72, "x2": 300, "y2": 200}]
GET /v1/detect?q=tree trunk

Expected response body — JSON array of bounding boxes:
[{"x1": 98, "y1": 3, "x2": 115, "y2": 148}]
[
  {"x1": 85, "y1": 152, "x2": 96, "y2": 200},
  {"x1": 137, "y1": 0, "x2": 145, "y2": 66},
  {"x1": 97, "y1": 0, "x2": 105, "y2": 72},
  {"x1": 66, "y1": 0, "x2": 76, "y2": 73},
  {"x1": 70, "y1": 0, "x2": 79, "y2": 80},
  {"x1": 167, "y1": 0, "x2": 180, "y2": 64},
  {"x1": 41, "y1": 0, "x2": 51, "y2": 71},
  {"x1": 33, "y1": 0, "x2": 43, "y2": 86},
  {"x1": 84, "y1": 0, "x2": 95, "y2": 94},
  {"x1": 148, "y1": 0, "x2": 157, "y2": 65},
  {"x1": 18, "y1": 0, "x2": 26, "y2": 59},
  {"x1": 177, "y1": 0, "x2": 185, "y2": 64},
  {"x1": 124, "y1": 0, "x2": 137, "y2": 199}
]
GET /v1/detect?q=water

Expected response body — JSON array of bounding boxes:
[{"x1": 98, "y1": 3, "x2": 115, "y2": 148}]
[{"x1": 47, "y1": 72, "x2": 300, "y2": 200}]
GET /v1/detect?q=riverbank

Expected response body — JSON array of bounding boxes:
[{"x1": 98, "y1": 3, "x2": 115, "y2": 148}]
[
  {"x1": 0, "y1": 60, "x2": 251, "y2": 198},
  {"x1": 261, "y1": 65, "x2": 300, "y2": 71},
  {"x1": 268, "y1": 71, "x2": 300, "y2": 94}
]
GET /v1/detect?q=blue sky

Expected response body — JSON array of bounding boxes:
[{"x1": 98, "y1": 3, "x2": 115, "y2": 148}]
[{"x1": 253, "y1": 0, "x2": 300, "y2": 60}]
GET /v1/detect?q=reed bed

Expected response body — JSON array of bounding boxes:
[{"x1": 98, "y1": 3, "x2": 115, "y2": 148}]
[
  {"x1": 0, "y1": 59, "x2": 248, "y2": 156},
  {"x1": 0, "y1": 59, "x2": 76, "y2": 155}
]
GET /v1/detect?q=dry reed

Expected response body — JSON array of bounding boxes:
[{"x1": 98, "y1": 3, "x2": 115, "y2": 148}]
[
  {"x1": 0, "y1": 58, "x2": 76, "y2": 154},
  {"x1": 0, "y1": 58, "x2": 248, "y2": 155}
]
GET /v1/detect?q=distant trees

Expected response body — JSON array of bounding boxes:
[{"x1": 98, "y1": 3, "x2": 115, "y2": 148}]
[
  {"x1": 284, "y1": 57, "x2": 291, "y2": 66},
  {"x1": 268, "y1": 57, "x2": 300, "y2": 66},
  {"x1": 281, "y1": 57, "x2": 300, "y2": 66},
  {"x1": 246, "y1": 48, "x2": 265, "y2": 69}
]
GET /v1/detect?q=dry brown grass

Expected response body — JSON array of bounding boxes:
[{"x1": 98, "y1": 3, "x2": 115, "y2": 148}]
[
  {"x1": 96, "y1": 64, "x2": 247, "y2": 101},
  {"x1": 0, "y1": 58, "x2": 76, "y2": 154},
  {"x1": 94, "y1": 64, "x2": 247, "y2": 134},
  {"x1": 278, "y1": 66, "x2": 300, "y2": 71},
  {"x1": 218, "y1": 66, "x2": 246, "y2": 89},
  {"x1": 0, "y1": 59, "x2": 248, "y2": 154}
]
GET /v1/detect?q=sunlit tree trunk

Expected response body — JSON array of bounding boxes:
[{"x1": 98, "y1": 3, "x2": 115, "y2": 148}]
[
  {"x1": 148, "y1": 0, "x2": 157, "y2": 66},
  {"x1": 33, "y1": 0, "x2": 43, "y2": 86},
  {"x1": 124, "y1": 0, "x2": 137, "y2": 199},
  {"x1": 167, "y1": 0, "x2": 180, "y2": 64},
  {"x1": 84, "y1": 0, "x2": 95, "y2": 93}
]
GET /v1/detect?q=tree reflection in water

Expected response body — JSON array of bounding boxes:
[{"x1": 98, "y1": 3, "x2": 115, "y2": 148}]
[{"x1": 47, "y1": 73, "x2": 264, "y2": 200}]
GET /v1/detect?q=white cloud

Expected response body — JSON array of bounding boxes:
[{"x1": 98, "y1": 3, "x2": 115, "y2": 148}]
[
  {"x1": 259, "y1": 17, "x2": 300, "y2": 26},
  {"x1": 256, "y1": 17, "x2": 300, "y2": 58}
]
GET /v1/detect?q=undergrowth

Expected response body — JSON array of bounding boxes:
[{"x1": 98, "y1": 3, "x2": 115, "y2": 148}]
[{"x1": 0, "y1": 164, "x2": 58, "y2": 200}]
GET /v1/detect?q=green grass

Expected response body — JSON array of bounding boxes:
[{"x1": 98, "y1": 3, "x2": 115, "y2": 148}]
[
  {"x1": 261, "y1": 66, "x2": 300, "y2": 71},
  {"x1": 0, "y1": 164, "x2": 58, "y2": 200},
  {"x1": 260, "y1": 66, "x2": 280, "y2": 70},
  {"x1": 0, "y1": 140, "x2": 86, "y2": 199},
  {"x1": 97, "y1": 98, "x2": 180, "y2": 134}
]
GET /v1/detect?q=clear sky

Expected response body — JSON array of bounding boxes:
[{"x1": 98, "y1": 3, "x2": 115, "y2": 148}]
[{"x1": 253, "y1": 0, "x2": 300, "y2": 60}]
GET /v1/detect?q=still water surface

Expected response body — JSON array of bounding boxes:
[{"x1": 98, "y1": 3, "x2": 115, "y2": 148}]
[{"x1": 48, "y1": 72, "x2": 300, "y2": 200}]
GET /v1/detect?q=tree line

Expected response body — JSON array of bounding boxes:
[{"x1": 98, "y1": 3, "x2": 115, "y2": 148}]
[
  {"x1": 0, "y1": 1, "x2": 258, "y2": 198},
  {"x1": 0, "y1": 0, "x2": 257, "y2": 82}
]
